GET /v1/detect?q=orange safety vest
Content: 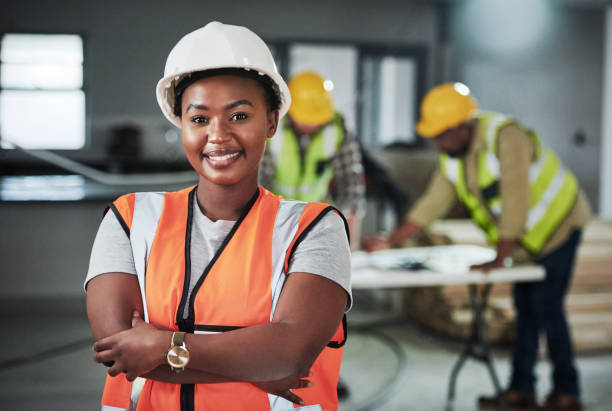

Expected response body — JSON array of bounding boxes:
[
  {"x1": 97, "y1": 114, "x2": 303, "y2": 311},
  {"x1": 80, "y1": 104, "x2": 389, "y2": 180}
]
[{"x1": 99, "y1": 186, "x2": 348, "y2": 411}]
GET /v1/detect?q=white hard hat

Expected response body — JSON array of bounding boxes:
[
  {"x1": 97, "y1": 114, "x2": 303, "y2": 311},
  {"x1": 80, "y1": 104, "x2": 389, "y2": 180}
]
[{"x1": 156, "y1": 21, "x2": 291, "y2": 128}]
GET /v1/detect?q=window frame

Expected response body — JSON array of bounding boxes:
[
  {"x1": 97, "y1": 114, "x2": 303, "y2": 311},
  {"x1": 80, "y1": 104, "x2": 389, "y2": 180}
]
[{"x1": 0, "y1": 30, "x2": 90, "y2": 173}]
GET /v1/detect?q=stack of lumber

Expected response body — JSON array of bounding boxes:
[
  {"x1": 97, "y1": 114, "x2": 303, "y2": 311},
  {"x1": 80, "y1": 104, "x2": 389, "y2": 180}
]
[{"x1": 401, "y1": 219, "x2": 612, "y2": 353}]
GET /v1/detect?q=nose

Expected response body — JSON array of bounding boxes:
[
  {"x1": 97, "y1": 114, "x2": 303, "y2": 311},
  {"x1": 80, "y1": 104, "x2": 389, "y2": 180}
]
[{"x1": 207, "y1": 117, "x2": 230, "y2": 143}]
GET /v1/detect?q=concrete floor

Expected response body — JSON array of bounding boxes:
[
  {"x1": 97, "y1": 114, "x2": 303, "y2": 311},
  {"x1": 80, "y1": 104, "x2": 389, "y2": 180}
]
[{"x1": 1, "y1": 296, "x2": 611, "y2": 411}]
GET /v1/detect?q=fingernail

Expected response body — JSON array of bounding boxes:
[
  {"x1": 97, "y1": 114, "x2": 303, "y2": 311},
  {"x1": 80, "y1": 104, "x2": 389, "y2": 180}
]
[
  {"x1": 308, "y1": 372, "x2": 313, "y2": 377},
  {"x1": 307, "y1": 381, "x2": 313, "y2": 387}
]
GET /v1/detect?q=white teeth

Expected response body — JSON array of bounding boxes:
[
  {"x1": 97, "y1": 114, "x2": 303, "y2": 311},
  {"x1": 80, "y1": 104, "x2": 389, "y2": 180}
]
[{"x1": 207, "y1": 152, "x2": 240, "y2": 161}]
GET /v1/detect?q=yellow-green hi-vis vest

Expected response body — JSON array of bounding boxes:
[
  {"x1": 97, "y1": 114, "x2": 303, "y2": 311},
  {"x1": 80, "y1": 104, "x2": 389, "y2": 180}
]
[
  {"x1": 439, "y1": 111, "x2": 578, "y2": 254},
  {"x1": 268, "y1": 112, "x2": 344, "y2": 202}
]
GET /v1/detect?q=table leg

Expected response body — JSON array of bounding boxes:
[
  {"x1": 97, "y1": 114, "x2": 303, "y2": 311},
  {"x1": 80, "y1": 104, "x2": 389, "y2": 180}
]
[{"x1": 446, "y1": 284, "x2": 507, "y2": 411}]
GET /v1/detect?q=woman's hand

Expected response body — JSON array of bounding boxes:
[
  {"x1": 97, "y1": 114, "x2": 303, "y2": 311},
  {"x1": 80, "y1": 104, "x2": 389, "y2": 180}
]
[
  {"x1": 93, "y1": 312, "x2": 171, "y2": 381},
  {"x1": 253, "y1": 371, "x2": 313, "y2": 406}
]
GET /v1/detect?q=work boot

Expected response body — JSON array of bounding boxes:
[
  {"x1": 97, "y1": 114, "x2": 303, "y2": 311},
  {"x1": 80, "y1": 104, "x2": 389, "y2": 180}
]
[
  {"x1": 478, "y1": 390, "x2": 538, "y2": 410},
  {"x1": 541, "y1": 392, "x2": 582, "y2": 410}
]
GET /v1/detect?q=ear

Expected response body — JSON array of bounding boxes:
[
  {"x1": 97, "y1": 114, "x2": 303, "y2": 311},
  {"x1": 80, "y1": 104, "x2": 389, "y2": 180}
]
[{"x1": 267, "y1": 110, "x2": 280, "y2": 139}]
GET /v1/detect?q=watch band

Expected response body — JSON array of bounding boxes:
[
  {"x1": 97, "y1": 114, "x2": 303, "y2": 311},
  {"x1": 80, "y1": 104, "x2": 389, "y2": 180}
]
[{"x1": 172, "y1": 331, "x2": 186, "y2": 346}]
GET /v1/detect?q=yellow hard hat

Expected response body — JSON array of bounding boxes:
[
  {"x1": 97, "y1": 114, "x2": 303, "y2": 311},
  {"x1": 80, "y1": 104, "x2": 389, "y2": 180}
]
[
  {"x1": 416, "y1": 82, "x2": 478, "y2": 138},
  {"x1": 288, "y1": 71, "x2": 334, "y2": 126}
]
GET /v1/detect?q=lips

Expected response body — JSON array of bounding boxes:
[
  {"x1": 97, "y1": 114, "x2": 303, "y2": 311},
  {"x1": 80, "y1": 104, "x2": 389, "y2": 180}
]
[{"x1": 202, "y1": 149, "x2": 242, "y2": 168}]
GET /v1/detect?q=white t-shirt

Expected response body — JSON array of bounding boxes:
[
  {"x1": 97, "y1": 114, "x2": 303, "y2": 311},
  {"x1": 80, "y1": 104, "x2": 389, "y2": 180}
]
[{"x1": 85, "y1": 197, "x2": 352, "y2": 313}]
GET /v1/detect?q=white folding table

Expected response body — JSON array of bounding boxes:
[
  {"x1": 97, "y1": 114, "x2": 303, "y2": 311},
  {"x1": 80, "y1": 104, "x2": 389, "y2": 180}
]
[{"x1": 350, "y1": 245, "x2": 545, "y2": 409}]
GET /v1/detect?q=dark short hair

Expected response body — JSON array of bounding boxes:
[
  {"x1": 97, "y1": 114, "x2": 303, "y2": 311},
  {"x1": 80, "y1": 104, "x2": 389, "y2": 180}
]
[{"x1": 173, "y1": 68, "x2": 281, "y2": 117}]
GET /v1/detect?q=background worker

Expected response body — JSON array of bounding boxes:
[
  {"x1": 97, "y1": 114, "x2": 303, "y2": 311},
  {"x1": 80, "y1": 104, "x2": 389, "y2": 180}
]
[
  {"x1": 259, "y1": 70, "x2": 366, "y2": 250},
  {"x1": 362, "y1": 83, "x2": 591, "y2": 411}
]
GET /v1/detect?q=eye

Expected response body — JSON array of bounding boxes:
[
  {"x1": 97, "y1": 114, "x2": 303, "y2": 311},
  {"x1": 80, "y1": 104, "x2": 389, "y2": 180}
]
[
  {"x1": 230, "y1": 112, "x2": 248, "y2": 121},
  {"x1": 191, "y1": 115, "x2": 208, "y2": 124}
]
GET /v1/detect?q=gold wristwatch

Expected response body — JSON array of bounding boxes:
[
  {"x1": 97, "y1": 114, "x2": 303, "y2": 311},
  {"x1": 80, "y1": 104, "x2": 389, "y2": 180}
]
[{"x1": 166, "y1": 331, "x2": 190, "y2": 373}]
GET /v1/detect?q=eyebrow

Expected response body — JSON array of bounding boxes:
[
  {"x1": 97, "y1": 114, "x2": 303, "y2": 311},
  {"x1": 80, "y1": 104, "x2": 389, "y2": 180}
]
[
  {"x1": 185, "y1": 100, "x2": 254, "y2": 113},
  {"x1": 185, "y1": 103, "x2": 208, "y2": 112},
  {"x1": 225, "y1": 99, "x2": 254, "y2": 110}
]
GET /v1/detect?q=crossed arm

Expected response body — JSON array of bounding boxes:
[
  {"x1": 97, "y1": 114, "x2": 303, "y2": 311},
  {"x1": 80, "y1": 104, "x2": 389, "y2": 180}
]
[{"x1": 86, "y1": 271, "x2": 347, "y2": 403}]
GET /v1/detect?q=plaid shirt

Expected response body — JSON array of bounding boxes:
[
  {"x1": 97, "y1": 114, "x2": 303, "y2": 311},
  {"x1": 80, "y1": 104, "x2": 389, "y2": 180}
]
[{"x1": 259, "y1": 118, "x2": 366, "y2": 216}]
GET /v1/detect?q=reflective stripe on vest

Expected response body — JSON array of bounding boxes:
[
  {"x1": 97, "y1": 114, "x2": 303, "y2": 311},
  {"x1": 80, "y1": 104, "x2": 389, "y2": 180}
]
[
  {"x1": 100, "y1": 186, "x2": 347, "y2": 411},
  {"x1": 269, "y1": 113, "x2": 344, "y2": 202},
  {"x1": 439, "y1": 111, "x2": 578, "y2": 253},
  {"x1": 131, "y1": 192, "x2": 165, "y2": 323},
  {"x1": 481, "y1": 111, "x2": 514, "y2": 154},
  {"x1": 101, "y1": 406, "x2": 131, "y2": 411}
]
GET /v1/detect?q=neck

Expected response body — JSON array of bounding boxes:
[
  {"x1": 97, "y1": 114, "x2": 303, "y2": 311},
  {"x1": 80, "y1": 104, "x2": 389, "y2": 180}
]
[{"x1": 195, "y1": 176, "x2": 259, "y2": 221}]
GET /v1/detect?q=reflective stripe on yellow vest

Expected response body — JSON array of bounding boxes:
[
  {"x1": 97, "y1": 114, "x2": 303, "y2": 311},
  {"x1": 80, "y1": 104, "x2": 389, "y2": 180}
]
[
  {"x1": 268, "y1": 113, "x2": 344, "y2": 202},
  {"x1": 439, "y1": 111, "x2": 578, "y2": 254},
  {"x1": 99, "y1": 186, "x2": 347, "y2": 411}
]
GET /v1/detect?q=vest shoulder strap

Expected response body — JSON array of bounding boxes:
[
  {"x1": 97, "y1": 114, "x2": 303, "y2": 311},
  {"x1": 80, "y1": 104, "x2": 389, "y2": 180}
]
[
  {"x1": 108, "y1": 192, "x2": 136, "y2": 237},
  {"x1": 282, "y1": 202, "x2": 349, "y2": 274}
]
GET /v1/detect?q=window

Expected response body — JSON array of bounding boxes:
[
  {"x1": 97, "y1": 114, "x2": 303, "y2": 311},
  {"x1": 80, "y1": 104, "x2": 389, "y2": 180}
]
[
  {"x1": 360, "y1": 54, "x2": 419, "y2": 147},
  {"x1": 0, "y1": 33, "x2": 85, "y2": 150}
]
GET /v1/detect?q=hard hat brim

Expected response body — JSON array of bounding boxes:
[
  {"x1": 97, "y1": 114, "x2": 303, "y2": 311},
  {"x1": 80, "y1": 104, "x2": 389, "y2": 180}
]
[
  {"x1": 416, "y1": 119, "x2": 445, "y2": 138},
  {"x1": 156, "y1": 66, "x2": 291, "y2": 129}
]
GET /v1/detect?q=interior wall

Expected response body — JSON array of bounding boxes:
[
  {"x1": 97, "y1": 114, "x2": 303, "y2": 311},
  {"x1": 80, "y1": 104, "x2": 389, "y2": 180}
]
[
  {"x1": 0, "y1": 201, "x2": 106, "y2": 297},
  {"x1": 448, "y1": 3, "x2": 604, "y2": 210}
]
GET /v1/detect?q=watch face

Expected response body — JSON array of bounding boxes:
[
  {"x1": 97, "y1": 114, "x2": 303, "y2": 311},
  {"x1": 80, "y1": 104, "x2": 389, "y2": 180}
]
[{"x1": 167, "y1": 345, "x2": 190, "y2": 369}]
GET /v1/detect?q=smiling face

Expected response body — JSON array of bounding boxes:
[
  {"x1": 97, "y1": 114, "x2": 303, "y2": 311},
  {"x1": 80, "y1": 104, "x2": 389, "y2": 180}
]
[{"x1": 179, "y1": 75, "x2": 279, "y2": 188}]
